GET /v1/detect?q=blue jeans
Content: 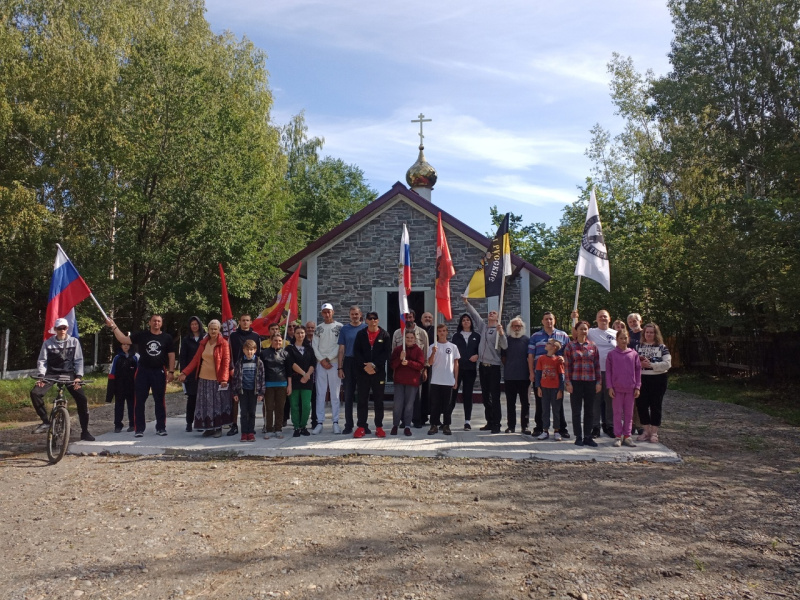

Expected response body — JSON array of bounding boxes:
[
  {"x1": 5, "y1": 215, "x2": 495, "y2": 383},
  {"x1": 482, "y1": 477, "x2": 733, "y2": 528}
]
[{"x1": 393, "y1": 384, "x2": 416, "y2": 427}]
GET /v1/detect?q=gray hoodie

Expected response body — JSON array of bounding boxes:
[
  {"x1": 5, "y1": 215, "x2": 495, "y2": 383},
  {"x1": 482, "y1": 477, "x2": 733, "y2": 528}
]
[
  {"x1": 465, "y1": 303, "x2": 507, "y2": 366},
  {"x1": 37, "y1": 335, "x2": 84, "y2": 377}
]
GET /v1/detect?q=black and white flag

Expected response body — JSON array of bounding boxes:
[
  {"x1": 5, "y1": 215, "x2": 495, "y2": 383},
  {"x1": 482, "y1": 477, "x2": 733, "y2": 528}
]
[{"x1": 575, "y1": 188, "x2": 610, "y2": 291}]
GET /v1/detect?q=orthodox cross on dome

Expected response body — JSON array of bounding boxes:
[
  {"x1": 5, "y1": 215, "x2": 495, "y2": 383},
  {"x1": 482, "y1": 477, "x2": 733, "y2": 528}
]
[{"x1": 411, "y1": 113, "x2": 431, "y2": 147}]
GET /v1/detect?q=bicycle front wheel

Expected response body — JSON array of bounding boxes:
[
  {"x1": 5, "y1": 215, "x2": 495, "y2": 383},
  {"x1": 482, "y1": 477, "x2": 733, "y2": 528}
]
[{"x1": 47, "y1": 406, "x2": 71, "y2": 464}]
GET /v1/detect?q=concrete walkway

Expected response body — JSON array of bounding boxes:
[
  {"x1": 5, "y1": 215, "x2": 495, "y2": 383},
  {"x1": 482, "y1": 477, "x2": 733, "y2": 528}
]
[{"x1": 70, "y1": 396, "x2": 680, "y2": 463}]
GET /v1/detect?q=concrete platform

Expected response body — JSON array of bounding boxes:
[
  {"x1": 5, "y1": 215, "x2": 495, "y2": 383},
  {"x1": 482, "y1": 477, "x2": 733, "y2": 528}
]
[{"x1": 69, "y1": 396, "x2": 681, "y2": 463}]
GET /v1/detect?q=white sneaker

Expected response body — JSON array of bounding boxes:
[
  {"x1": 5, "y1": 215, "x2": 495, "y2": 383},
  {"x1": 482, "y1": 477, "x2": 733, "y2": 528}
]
[
  {"x1": 554, "y1": 433, "x2": 562, "y2": 441},
  {"x1": 537, "y1": 431, "x2": 549, "y2": 440},
  {"x1": 332, "y1": 422, "x2": 342, "y2": 435},
  {"x1": 274, "y1": 431, "x2": 284, "y2": 439},
  {"x1": 263, "y1": 432, "x2": 271, "y2": 439},
  {"x1": 311, "y1": 424, "x2": 323, "y2": 435}
]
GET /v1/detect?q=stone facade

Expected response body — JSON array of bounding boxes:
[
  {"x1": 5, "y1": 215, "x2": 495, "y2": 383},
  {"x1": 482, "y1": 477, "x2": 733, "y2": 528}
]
[{"x1": 315, "y1": 194, "x2": 524, "y2": 332}]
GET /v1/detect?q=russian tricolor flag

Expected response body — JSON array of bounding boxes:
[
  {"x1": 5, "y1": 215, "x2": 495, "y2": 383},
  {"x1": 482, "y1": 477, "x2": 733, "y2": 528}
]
[
  {"x1": 44, "y1": 245, "x2": 92, "y2": 339},
  {"x1": 398, "y1": 224, "x2": 411, "y2": 333}
]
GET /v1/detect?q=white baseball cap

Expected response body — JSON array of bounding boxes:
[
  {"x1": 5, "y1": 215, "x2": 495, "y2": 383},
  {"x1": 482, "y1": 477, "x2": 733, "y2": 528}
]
[
  {"x1": 54, "y1": 318, "x2": 70, "y2": 329},
  {"x1": 321, "y1": 303, "x2": 334, "y2": 311}
]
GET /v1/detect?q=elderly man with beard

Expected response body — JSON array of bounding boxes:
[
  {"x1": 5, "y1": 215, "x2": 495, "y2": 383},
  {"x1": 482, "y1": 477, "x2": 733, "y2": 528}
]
[{"x1": 502, "y1": 315, "x2": 530, "y2": 434}]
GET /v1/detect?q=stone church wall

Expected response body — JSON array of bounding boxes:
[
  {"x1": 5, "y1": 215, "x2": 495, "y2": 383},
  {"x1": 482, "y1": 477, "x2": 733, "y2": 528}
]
[{"x1": 315, "y1": 195, "x2": 523, "y2": 332}]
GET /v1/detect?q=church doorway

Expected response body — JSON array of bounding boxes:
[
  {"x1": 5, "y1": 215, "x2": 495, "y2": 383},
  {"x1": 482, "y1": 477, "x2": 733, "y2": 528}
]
[
  {"x1": 380, "y1": 290, "x2": 428, "y2": 384},
  {"x1": 370, "y1": 287, "x2": 433, "y2": 334},
  {"x1": 385, "y1": 290, "x2": 426, "y2": 336}
]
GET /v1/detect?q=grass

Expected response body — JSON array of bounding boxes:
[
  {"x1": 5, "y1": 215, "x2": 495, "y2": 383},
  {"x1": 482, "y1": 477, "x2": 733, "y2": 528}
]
[
  {"x1": 0, "y1": 377, "x2": 183, "y2": 423},
  {"x1": 669, "y1": 369, "x2": 800, "y2": 427},
  {"x1": 689, "y1": 553, "x2": 707, "y2": 572},
  {"x1": 740, "y1": 434, "x2": 767, "y2": 452}
]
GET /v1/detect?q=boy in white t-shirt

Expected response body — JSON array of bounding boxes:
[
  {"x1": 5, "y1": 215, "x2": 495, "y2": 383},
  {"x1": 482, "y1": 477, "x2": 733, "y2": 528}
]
[{"x1": 427, "y1": 324, "x2": 460, "y2": 436}]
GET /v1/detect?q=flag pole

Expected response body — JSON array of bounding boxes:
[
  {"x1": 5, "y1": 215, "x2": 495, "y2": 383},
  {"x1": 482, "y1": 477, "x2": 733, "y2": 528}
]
[
  {"x1": 283, "y1": 300, "x2": 292, "y2": 340},
  {"x1": 572, "y1": 276, "x2": 582, "y2": 328},
  {"x1": 89, "y1": 293, "x2": 109, "y2": 322},
  {"x1": 495, "y1": 275, "x2": 506, "y2": 350},
  {"x1": 433, "y1": 276, "x2": 438, "y2": 345},
  {"x1": 401, "y1": 223, "x2": 408, "y2": 353}
]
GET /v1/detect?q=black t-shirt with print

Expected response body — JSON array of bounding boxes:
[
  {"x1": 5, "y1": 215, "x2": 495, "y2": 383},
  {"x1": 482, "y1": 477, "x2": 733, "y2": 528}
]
[{"x1": 130, "y1": 330, "x2": 175, "y2": 369}]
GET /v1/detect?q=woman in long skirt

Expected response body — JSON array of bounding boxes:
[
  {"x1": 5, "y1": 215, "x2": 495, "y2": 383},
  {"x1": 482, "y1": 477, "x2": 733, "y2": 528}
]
[{"x1": 179, "y1": 319, "x2": 232, "y2": 437}]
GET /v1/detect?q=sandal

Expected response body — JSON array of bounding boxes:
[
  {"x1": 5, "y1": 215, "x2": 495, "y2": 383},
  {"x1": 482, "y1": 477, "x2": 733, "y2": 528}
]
[{"x1": 649, "y1": 432, "x2": 659, "y2": 443}]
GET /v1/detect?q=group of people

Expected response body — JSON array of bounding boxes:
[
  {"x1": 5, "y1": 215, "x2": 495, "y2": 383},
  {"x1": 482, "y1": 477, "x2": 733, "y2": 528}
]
[
  {"x1": 557, "y1": 309, "x2": 672, "y2": 447},
  {"x1": 31, "y1": 301, "x2": 671, "y2": 449}
]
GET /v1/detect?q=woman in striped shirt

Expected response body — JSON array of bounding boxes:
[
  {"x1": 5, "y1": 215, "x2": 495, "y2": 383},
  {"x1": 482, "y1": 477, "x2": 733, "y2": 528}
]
[{"x1": 564, "y1": 321, "x2": 601, "y2": 447}]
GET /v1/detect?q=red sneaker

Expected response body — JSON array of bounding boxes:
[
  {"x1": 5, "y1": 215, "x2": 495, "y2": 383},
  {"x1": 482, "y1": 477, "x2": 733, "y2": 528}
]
[
  {"x1": 240, "y1": 434, "x2": 248, "y2": 442},
  {"x1": 375, "y1": 427, "x2": 386, "y2": 438},
  {"x1": 248, "y1": 434, "x2": 256, "y2": 442},
  {"x1": 353, "y1": 427, "x2": 366, "y2": 438}
]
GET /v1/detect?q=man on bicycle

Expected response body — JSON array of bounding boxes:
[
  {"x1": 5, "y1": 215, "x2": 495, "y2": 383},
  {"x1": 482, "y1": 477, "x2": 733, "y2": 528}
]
[{"x1": 30, "y1": 318, "x2": 95, "y2": 441}]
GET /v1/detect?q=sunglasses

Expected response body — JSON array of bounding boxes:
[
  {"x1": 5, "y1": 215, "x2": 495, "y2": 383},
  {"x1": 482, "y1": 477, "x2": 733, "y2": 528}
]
[
  {"x1": 366, "y1": 316, "x2": 378, "y2": 321},
  {"x1": 55, "y1": 326, "x2": 68, "y2": 330}
]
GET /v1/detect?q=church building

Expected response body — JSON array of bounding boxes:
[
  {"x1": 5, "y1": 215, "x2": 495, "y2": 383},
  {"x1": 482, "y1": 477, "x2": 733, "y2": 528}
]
[{"x1": 279, "y1": 119, "x2": 550, "y2": 333}]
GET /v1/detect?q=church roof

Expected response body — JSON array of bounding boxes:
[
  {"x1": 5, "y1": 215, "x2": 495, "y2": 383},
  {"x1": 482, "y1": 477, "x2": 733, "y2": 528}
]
[{"x1": 279, "y1": 181, "x2": 550, "y2": 286}]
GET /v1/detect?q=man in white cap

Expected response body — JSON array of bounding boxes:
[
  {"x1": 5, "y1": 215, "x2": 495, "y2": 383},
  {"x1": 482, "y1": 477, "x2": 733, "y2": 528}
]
[
  {"x1": 311, "y1": 303, "x2": 343, "y2": 434},
  {"x1": 30, "y1": 317, "x2": 95, "y2": 440}
]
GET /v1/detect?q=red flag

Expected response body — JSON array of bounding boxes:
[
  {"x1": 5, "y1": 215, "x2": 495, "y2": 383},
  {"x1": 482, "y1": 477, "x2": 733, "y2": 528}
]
[
  {"x1": 219, "y1": 263, "x2": 237, "y2": 339},
  {"x1": 435, "y1": 212, "x2": 455, "y2": 320},
  {"x1": 252, "y1": 266, "x2": 301, "y2": 336}
]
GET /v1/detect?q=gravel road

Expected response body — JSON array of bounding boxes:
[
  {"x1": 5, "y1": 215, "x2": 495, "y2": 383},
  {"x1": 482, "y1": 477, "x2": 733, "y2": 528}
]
[{"x1": 1, "y1": 390, "x2": 798, "y2": 600}]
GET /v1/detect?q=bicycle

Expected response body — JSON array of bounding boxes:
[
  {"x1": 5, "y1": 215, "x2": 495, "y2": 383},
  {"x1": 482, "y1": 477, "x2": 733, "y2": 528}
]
[{"x1": 31, "y1": 376, "x2": 93, "y2": 464}]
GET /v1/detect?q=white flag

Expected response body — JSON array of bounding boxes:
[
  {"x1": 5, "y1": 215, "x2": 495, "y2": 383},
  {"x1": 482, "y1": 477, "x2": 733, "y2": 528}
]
[{"x1": 575, "y1": 188, "x2": 610, "y2": 292}]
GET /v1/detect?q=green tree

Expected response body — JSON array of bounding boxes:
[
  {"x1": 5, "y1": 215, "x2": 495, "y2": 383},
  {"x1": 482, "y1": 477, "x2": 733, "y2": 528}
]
[
  {"x1": 281, "y1": 112, "x2": 377, "y2": 242},
  {"x1": 648, "y1": 0, "x2": 800, "y2": 332},
  {"x1": 0, "y1": 0, "x2": 291, "y2": 355}
]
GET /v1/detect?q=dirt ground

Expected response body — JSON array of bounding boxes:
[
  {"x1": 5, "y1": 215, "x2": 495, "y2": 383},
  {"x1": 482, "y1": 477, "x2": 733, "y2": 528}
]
[{"x1": 0, "y1": 390, "x2": 798, "y2": 600}]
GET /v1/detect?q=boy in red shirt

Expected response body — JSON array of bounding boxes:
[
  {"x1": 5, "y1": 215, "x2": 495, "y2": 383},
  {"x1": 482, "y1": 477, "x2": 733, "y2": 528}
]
[{"x1": 534, "y1": 339, "x2": 566, "y2": 440}]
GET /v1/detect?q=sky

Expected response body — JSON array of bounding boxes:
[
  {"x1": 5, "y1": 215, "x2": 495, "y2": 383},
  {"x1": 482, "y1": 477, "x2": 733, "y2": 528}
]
[{"x1": 204, "y1": 0, "x2": 675, "y2": 233}]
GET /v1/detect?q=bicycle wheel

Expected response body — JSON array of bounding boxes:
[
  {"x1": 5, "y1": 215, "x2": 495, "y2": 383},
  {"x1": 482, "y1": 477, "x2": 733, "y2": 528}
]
[{"x1": 47, "y1": 406, "x2": 71, "y2": 464}]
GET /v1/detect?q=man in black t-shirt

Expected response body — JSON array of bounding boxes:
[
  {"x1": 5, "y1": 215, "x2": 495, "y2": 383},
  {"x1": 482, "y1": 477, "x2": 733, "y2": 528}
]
[{"x1": 107, "y1": 315, "x2": 175, "y2": 437}]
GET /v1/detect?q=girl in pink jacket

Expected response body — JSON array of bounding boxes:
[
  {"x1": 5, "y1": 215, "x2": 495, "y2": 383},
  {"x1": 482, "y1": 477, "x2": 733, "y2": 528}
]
[{"x1": 605, "y1": 329, "x2": 641, "y2": 447}]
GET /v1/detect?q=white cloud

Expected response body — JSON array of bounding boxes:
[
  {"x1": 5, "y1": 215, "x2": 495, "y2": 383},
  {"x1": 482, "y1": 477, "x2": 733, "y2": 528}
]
[
  {"x1": 528, "y1": 53, "x2": 612, "y2": 87},
  {"x1": 298, "y1": 108, "x2": 588, "y2": 179},
  {"x1": 206, "y1": 0, "x2": 673, "y2": 227},
  {"x1": 445, "y1": 176, "x2": 577, "y2": 208}
]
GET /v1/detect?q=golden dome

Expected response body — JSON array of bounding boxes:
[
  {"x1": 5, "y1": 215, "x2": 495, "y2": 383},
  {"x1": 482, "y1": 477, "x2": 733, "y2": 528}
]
[{"x1": 406, "y1": 145, "x2": 437, "y2": 189}]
